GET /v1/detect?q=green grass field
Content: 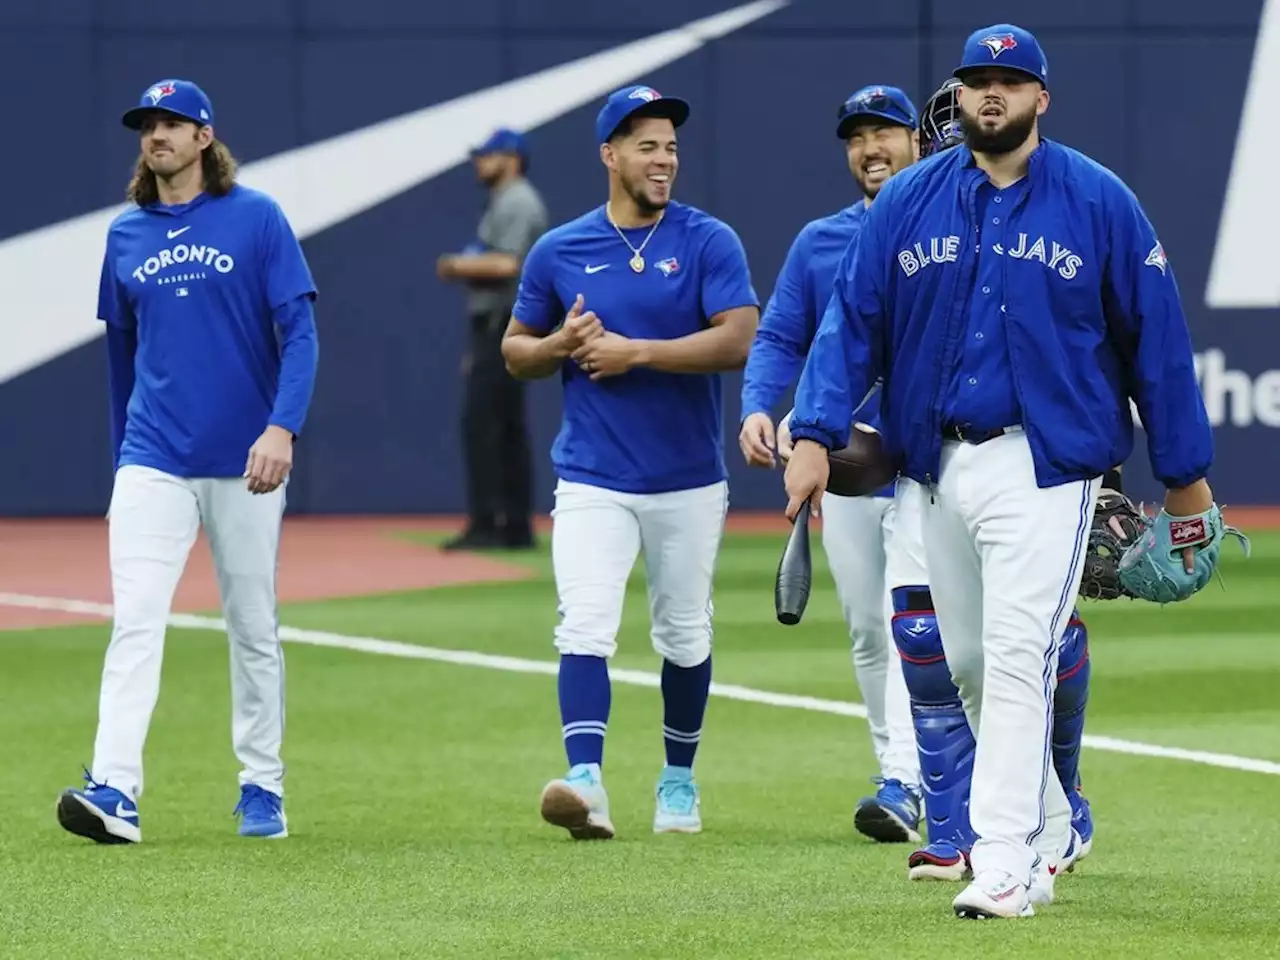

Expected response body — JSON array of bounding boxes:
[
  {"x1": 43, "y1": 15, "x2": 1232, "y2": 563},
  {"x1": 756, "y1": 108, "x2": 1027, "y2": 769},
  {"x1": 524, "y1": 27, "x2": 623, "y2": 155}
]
[{"x1": 3, "y1": 527, "x2": 1279, "y2": 959}]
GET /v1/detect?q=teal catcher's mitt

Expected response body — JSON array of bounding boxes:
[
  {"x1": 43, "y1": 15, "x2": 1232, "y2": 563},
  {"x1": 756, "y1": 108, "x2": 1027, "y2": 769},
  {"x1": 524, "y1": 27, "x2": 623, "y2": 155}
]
[{"x1": 1117, "y1": 504, "x2": 1251, "y2": 604}]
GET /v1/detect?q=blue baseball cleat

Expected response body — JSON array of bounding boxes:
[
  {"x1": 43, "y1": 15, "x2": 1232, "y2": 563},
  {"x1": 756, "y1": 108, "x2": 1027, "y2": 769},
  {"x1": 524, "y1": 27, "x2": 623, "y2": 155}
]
[
  {"x1": 56, "y1": 769, "x2": 141, "y2": 844},
  {"x1": 908, "y1": 839, "x2": 972, "y2": 881},
  {"x1": 540, "y1": 763, "x2": 615, "y2": 840},
  {"x1": 854, "y1": 777, "x2": 922, "y2": 843},
  {"x1": 1069, "y1": 789, "x2": 1094, "y2": 860},
  {"x1": 653, "y1": 765, "x2": 702, "y2": 834},
  {"x1": 234, "y1": 784, "x2": 288, "y2": 838}
]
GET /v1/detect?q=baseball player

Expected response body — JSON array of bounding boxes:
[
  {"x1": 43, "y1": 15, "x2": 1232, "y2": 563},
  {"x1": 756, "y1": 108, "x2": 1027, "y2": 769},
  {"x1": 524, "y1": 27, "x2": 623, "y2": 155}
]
[
  {"x1": 738, "y1": 85, "x2": 924, "y2": 844},
  {"x1": 56, "y1": 79, "x2": 319, "y2": 844},
  {"x1": 501, "y1": 83, "x2": 759, "y2": 840},
  {"x1": 783, "y1": 23, "x2": 1223, "y2": 920},
  {"x1": 881, "y1": 77, "x2": 1096, "y2": 897}
]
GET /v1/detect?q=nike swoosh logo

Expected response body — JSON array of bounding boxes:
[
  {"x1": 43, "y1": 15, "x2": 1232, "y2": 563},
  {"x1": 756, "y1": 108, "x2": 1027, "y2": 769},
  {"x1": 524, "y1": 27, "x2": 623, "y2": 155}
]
[
  {"x1": 115, "y1": 802, "x2": 138, "y2": 820},
  {"x1": 585, "y1": 264, "x2": 610, "y2": 274},
  {"x1": 166, "y1": 226, "x2": 191, "y2": 239},
  {"x1": 0, "y1": 0, "x2": 788, "y2": 387}
]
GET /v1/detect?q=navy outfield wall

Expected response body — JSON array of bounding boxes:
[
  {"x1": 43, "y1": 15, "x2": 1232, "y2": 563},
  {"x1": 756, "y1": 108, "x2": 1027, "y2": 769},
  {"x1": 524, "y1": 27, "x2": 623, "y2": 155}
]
[{"x1": 0, "y1": 0, "x2": 1275, "y2": 516}]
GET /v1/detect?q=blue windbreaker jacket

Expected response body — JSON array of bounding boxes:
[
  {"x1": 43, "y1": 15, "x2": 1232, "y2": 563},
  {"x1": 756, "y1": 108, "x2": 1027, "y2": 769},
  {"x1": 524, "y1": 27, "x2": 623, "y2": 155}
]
[{"x1": 789, "y1": 138, "x2": 1213, "y2": 490}]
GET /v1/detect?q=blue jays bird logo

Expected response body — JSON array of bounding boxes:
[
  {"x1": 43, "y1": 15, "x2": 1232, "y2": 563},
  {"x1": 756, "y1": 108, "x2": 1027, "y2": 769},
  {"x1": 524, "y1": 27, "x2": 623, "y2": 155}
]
[
  {"x1": 656, "y1": 257, "x2": 680, "y2": 276},
  {"x1": 629, "y1": 86, "x2": 660, "y2": 102},
  {"x1": 145, "y1": 82, "x2": 177, "y2": 105},
  {"x1": 980, "y1": 34, "x2": 1018, "y2": 58},
  {"x1": 1145, "y1": 241, "x2": 1168, "y2": 275}
]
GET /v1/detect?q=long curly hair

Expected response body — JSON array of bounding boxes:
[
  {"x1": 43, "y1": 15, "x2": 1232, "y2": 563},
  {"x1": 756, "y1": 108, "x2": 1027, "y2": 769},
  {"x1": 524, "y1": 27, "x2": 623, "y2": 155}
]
[{"x1": 127, "y1": 138, "x2": 238, "y2": 206}]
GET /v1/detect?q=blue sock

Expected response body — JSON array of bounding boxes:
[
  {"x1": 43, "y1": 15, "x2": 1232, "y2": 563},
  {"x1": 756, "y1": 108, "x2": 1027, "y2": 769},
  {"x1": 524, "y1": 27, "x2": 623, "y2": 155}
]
[
  {"x1": 661, "y1": 655, "x2": 712, "y2": 769},
  {"x1": 558, "y1": 654, "x2": 610, "y2": 768}
]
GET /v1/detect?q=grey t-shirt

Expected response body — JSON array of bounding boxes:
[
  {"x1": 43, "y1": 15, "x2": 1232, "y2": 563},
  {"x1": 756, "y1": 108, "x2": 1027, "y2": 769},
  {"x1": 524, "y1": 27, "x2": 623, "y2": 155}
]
[{"x1": 466, "y1": 177, "x2": 549, "y2": 316}]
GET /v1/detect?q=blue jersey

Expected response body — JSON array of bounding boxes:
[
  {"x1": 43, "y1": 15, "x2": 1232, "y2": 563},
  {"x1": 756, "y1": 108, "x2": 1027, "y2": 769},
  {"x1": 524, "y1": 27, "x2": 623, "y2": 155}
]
[
  {"x1": 512, "y1": 201, "x2": 758, "y2": 495},
  {"x1": 741, "y1": 202, "x2": 891, "y2": 498},
  {"x1": 98, "y1": 184, "x2": 319, "y2": 478},
  {"x1": 791, "y1": 139, "x2": 1212, "y2": 491}
]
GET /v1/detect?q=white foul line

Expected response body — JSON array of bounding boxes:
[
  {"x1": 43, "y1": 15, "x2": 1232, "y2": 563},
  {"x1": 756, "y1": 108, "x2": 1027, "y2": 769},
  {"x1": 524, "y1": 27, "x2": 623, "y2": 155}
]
[{"x1": 3, "y1": 591, "x2": 1279, "y2": 778}]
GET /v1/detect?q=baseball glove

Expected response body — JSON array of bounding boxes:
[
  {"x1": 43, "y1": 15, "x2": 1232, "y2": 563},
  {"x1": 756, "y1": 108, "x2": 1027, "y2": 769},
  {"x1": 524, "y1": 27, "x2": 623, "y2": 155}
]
[
  {"x1": 1117, "y1": 503, "x2": 1251, "y2": 604},
  {"x1": 1078, "y1": 489, "x2": 1146, "y2": 600}
]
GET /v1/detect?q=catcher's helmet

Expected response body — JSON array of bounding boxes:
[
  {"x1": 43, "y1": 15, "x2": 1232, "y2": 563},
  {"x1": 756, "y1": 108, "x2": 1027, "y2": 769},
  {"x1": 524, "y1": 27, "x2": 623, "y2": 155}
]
[{"x1": 919, "y1": 77, "x2": 964, "y2": 158}]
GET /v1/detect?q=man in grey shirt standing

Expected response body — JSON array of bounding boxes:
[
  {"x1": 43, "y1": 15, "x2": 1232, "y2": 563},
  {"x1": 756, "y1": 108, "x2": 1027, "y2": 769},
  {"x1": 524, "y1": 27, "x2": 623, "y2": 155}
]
[{"x1": 437, "y1": 128, "x2": 549, "y2": 550}]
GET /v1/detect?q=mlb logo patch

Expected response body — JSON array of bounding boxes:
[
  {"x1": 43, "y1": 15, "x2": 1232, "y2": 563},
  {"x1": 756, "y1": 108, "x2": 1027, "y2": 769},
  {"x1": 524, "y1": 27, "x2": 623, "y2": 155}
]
[{"x1": 656, "y1": 257, "x2": 680, "y2": 276}]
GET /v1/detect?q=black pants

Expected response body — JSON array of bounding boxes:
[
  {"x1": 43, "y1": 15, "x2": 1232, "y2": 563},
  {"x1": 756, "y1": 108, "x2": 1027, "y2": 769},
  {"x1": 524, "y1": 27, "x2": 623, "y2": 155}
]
[{"x1": 461, "y1": 308, "x2": 532, "y2": 533}]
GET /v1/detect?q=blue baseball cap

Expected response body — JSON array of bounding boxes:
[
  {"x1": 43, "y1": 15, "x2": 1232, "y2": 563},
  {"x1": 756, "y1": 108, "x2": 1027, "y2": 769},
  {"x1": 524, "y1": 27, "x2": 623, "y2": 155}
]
[
  {"x1": 595, "y1": 84, "x2": 689, "y2": 144},
  {"x1": 954, "y1": 24, "x2": 1048, "y2": 87},
  {"x1": 836, "y1": 85, "x2": 918, "y2": 139},
  {"x1": 470, "y1": 127, "x2": 530, "y2": 168},
  {"x1": 122, "y1": 79, "x2": 214, "y2": 130}
]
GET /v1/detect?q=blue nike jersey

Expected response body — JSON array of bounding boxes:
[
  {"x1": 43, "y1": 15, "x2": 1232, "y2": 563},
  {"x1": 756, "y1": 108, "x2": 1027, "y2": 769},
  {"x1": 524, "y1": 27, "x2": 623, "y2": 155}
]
[
  {"x1": 98, "y1": 184, "x2": 319, "y2": 478},
  {"x1": 741, "y1": 201, "x2": 891, "y2": 498},
  {"x1": 512, "y1": 201, "x2": 758, "y2": 494}
]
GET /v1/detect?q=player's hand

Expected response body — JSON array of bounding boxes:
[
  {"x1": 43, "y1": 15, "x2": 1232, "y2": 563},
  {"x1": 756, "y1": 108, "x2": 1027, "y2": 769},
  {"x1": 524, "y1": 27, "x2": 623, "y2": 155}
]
[
  {"x1": 436, "y1": 254, "x2": 458, "y2": 281},
  {"x1": 571, "y1": 331, "x2": 643, "y2": 380},
  {"x1": 776, "y1": 416, "x2": 794, "y2": 462},
  {"x1": 558, "y1": 294, "x2": 604, "y2": 353},
  {"x1": 245, "y1": 425, "x2": 294, "y2": 495},
  {"x1": 1163, "y1": 478, "x2": 1215, "y2": 573},
  {"x1": 739, "y1": 413, "x2": 776, "y2": 467},
  {"x1": 783, "y1": 439, "x2": 829, "y2": 521}
]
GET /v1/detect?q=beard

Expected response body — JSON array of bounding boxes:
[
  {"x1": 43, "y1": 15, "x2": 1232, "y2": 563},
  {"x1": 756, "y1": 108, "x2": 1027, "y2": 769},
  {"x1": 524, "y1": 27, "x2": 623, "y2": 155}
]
[
  {"x1": 961, "y1": 101, "x2": 1037, "y2": 156},
  {"x1": 621, "y1": 170, "x2": 669, "y2": 216}
]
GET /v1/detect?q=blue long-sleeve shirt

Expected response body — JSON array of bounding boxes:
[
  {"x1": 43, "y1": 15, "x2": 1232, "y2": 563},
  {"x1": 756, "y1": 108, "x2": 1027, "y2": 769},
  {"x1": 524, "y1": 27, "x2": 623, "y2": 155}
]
[
  {"x1": 791, "y1": 139, "x2": 1213, "y2": 491},
  {"x1": 741, "y1": 202, "x2": 891, "y2": 498}
]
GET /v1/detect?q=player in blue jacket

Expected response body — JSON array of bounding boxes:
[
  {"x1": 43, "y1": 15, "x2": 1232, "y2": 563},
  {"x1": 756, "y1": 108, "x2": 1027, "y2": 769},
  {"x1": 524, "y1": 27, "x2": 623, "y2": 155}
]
[
  {"x1": 870, "y1": 77, "x2": 1095, "y2": 901},
  {"x1": 501, "y1": 84, "x2": 759, "y2": 840},
  {"x1": 56, "y1": 79, "x2": 319, "y2": 845},
  {"x1": 739, "y1": 85, "x2": 924, "y2": 845},
  {"x1": 784, "y1": 25, "x2": 1220, "y2": 920}
]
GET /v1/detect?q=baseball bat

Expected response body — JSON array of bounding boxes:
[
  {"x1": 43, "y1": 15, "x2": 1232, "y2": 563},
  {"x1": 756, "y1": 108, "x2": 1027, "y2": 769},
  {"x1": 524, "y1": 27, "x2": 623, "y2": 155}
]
[{"x1": 774, "y1": 499, "x2": 813, "y2": 625}]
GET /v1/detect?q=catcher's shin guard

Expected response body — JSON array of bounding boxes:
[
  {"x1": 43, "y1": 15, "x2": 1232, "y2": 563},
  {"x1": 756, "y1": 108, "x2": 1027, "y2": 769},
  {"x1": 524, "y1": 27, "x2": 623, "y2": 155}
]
[
  {"x1": 891, "y1": 586, "x2": 976, "y2": 851},
  {"x1": 1052, "y1": 614, "x2": 1090, "y2": 796}
]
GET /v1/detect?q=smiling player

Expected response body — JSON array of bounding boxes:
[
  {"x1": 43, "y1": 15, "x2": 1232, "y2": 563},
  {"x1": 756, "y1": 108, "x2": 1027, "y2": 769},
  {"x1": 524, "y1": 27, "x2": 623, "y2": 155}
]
[
  {"x1": 501, "y1": 83, "x2": 759, "y2": 840},
  {"x1": 739, "y1": 84, "x2": 924, "y2": 844}
]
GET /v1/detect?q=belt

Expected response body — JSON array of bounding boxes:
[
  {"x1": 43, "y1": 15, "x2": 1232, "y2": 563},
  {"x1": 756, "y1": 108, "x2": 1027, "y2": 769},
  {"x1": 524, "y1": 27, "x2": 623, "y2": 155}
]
[{"x1": 941, "y1": 422, "x2": 1015, "y2": 444}]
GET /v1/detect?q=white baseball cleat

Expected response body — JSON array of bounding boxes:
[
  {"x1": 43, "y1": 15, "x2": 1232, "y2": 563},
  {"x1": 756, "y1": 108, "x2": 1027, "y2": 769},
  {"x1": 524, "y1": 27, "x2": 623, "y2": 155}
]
[
  {"x1": 953, "y1": 869, "x2": 1035, "y2": 919},
  {"x1": 1029, "y1": 827, "x2": 1085, "y2": 906},
  {"x1": 539, "y1": 763, "x2": 615, "y2": 840}
]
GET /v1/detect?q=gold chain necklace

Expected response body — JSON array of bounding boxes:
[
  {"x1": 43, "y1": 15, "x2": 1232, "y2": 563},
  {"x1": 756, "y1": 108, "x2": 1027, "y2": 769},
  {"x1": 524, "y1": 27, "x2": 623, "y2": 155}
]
[{"x1": 606, "y1": 202, "x2": 664, "y2": 273}]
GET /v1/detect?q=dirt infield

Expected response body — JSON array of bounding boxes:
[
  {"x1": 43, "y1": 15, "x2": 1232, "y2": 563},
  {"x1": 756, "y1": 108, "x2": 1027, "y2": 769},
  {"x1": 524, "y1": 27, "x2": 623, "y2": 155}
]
[{"x1": 0, "y1": 517, "x2": 532, "y2": 632}]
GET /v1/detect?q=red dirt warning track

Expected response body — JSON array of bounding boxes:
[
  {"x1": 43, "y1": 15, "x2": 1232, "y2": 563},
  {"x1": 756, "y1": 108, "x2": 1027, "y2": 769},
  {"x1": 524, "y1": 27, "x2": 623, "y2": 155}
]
[
  {"x1": 2, "y1": 509, "x2": 1275, "y2": 632},
  {"x1": 0, "y1": 517, "x2": 532, "y2": 632}
]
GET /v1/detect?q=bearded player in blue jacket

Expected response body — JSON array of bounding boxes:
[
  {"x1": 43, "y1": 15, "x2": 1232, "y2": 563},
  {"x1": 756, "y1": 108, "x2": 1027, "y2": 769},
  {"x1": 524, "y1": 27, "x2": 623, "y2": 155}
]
[
  {"x1": 867, "y1": 76, "x2": 1096, "y2": 900},
  {"x1": 739, "y1": 85, "x2": 924, "y2": 845},
  {"x1": 785, "y1": 25, "x2": 1228, "y2": 920}
]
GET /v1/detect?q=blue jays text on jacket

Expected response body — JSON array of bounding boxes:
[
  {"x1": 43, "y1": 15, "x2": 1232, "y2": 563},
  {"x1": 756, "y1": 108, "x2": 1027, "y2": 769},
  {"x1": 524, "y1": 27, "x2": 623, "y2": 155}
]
[
  {"x1": 788, "y1": 138, "x2": 1213, "y2": 490},
  {"x1": 740, "y1": 201, "x2": 891, "y2": 498}
]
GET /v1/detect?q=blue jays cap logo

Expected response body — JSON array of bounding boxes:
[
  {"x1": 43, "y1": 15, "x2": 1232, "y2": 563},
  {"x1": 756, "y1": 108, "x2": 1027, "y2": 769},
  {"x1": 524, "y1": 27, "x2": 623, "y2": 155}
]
[
  {"x1": 629, "y1": 86, "x2": 660, "y2": 102},
  {"x1": 980, "y1": 34, "x2": 1018, "y2": 58},
  {"x1": 145, "y1": 82, "x2": 177, "y2": 105},
  {"x1": 856, "y1": 87, "x2": 886, "y2": 102}
]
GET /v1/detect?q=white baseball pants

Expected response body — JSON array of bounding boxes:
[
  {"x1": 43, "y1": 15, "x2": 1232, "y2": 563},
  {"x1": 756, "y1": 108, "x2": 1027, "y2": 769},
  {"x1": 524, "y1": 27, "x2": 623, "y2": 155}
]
[
  {"x1": 819, "y1": 493, "x2": 918, "y2": 787},
  {"x1": 550, "y1": 479, "x2": 728, "y2": 667},
  {"x1": 912, "y1": 429, "x2": 1096, "y2": 885},
  {"x1": 91, "y1": 464, "x2": 287, "y2": 801}
]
